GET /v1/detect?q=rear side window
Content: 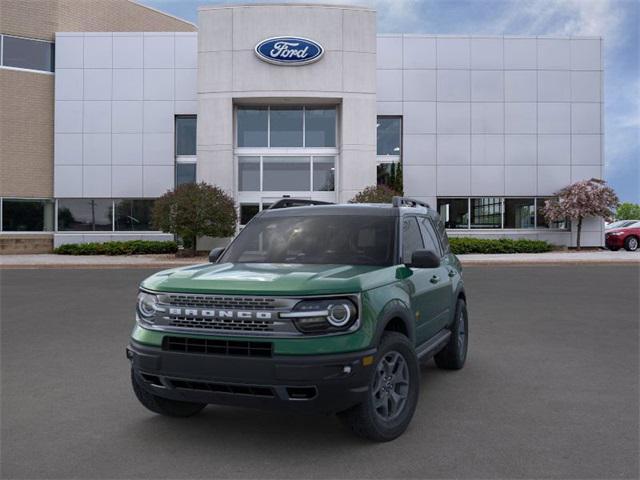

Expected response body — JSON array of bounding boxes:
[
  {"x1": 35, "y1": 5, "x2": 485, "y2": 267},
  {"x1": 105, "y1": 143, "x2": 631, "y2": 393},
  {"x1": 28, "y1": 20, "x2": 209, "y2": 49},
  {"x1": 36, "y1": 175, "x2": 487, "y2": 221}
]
[
  {"x1": 434, "y1": 215, "x2": 451, "y2": 254},
  {"x1": 419, "y1": 217, "x2": 442, "y2": 257},
  {"x1": 401, "y1": 217, "x2": 424, "y2": 263}
]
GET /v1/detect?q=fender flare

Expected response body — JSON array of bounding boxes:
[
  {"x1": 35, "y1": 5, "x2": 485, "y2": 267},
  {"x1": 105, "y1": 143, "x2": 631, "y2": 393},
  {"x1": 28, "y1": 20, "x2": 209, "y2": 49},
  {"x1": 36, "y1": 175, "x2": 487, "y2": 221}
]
[{"x1": 371, "y1": 299, "x2": 416, "y2": 347}]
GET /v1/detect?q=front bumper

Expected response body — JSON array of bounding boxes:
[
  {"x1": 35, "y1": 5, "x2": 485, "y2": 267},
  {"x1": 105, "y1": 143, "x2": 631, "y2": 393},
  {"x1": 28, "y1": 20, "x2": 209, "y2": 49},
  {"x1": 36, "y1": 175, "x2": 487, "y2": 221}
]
[
  {"x1": 127, "y1": 340, "x2": 376, "y2": 414},
  {"x1": 605, "y1": 235, "x2": 624, "y2": 248}
]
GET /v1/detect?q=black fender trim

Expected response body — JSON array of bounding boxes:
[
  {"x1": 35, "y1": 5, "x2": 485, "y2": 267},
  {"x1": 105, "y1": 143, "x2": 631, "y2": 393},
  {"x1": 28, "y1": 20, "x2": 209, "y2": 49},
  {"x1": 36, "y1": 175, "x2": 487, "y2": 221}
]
[{"x1": 371, "y1": 299, "x2": 416, "y2": 347}]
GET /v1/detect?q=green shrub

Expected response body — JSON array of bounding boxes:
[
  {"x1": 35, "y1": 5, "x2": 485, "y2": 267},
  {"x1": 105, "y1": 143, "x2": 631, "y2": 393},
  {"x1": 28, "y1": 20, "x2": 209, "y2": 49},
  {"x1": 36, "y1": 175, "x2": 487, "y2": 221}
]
[
  {"x1": 449, "y1": 237, "x2": 553, "y2": 255},
  {"x1": 54, "y1": 240, "x2": 178, "y2": 256}
]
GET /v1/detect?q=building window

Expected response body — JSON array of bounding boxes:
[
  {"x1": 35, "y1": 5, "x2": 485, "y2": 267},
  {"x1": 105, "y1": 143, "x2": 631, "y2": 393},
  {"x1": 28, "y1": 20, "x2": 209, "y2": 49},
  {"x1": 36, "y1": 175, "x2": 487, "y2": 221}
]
[
  {"x1": 1, "y1": 35, "x2": 54, "y2": 73},
  {"x1": 536, "y1": 198, "x2": 569, "y2": 229},
  {"x1": 504, "y1": 198, "x2": 535, "y2": 229},
  {"x1": 313, "y1": 156, "x2": 335, "y2": 191},
  {"x1": 377, "y1": 117, "x2": 402, "y2": 156},
  {"x1": 176, "y1": 163, "x2": 196, "y2": 187},
  {"x1": 471, "y1": 198, "x2": 502, "y2": 229},
  {"x1": 377, "y1": 117, "x2": 402, "y2": 189},
  {"x1": 57, "y1": 199, "x2": 112, "y2": 231},
  {"x1": 175, "y1": 115, "x2": 196, "y2": 156},
  {"x1": 239, "y1": 204, "x2": 260, "y2": 225},
  {"x1": 1, "y1": 198, "x2": 54, "y2": 231},
  {"x1": 437, "y1": 198, "x2": 469, "y2": 229},
  {"x1": 175, "y1": 116, "x2": 196, "y2": 186},
  {"x1": 263, "y1": 156, "x2": 310, "y2": 191},
  {"x1": 237, "y1": 156, "x2": 335, "y2": 193},
  {"x1": 114, "y1": 199, "x2": 155, "y2": 231},
  {"x1": 236, "y1": 106, "x2": 337, "y2": 148}
]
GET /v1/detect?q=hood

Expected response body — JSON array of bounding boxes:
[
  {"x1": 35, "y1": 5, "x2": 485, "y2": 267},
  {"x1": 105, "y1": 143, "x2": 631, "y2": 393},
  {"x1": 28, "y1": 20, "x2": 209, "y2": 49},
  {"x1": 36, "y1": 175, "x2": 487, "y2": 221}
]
[{"x1": 141, "y1": 262, "x2": 399, "y2": 296}]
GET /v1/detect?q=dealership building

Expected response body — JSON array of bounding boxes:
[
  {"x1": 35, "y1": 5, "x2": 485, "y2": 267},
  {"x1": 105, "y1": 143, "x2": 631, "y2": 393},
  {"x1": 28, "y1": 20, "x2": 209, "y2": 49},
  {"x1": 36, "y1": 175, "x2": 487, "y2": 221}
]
[{"x1": 0, "y1": 1, "x2": 604, "y2": 252}]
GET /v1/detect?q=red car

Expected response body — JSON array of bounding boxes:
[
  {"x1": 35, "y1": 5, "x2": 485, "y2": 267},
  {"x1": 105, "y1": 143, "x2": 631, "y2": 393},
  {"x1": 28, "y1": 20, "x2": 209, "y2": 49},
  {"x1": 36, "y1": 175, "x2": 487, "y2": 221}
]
[{"x1": 605, "y1": 222, "x2": 640, "y2": 251}]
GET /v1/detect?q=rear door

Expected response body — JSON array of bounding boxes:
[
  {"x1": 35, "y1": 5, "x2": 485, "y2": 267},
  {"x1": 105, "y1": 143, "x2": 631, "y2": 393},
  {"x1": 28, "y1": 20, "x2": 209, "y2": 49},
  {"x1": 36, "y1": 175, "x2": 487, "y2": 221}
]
[
  {"x1": 418, "y1": 216, "x2": 453, "y2": 333},
  {"x1": 401, "y1": 216, "x2": 445, "y2": 344}
]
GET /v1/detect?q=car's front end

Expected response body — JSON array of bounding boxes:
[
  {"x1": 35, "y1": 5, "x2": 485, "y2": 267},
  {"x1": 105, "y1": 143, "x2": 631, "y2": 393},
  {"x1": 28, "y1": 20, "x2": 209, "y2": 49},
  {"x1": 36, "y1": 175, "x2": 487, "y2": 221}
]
[
  {"x1": 605, "y1": 229, "x2": 627, "y2": 250},
  {"x1": 128, "y1": 285, "x2": 380, "y2": 414}
]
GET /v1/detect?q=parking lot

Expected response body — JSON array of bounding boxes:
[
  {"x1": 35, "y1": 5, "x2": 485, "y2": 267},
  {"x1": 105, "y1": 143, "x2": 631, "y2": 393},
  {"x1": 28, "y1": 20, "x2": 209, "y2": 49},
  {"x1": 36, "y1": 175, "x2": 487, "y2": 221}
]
[{"x1": 1, "y1": 265, "x2": 638, "y2": 479}]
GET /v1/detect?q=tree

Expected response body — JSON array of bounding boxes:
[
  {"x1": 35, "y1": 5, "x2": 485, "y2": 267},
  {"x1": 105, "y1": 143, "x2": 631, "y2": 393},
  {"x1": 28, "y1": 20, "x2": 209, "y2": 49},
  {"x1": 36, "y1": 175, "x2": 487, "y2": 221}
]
[
  {"x1": 616, "y1": 202, "x2": 640, "y2": 220},
  {"x1": 543, "y1": 178, "x2": 619, "y2": 250},
  {"x1": 349, "y1": 184, "x2": 401, "y2": 204},
  {"x1": 152, "y1": 182, "x2": 237, "y2": 255}
]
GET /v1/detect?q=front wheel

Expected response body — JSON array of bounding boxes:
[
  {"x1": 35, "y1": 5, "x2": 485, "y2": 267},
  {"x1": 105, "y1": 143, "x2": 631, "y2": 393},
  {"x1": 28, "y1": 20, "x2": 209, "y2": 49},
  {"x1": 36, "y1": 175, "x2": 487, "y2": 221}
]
[
  {"x1": 338, "y1": 332, "x2": 419, "y2": 442},
  {"x1": 434, "y1": 298, "x2": 468, "y2": 370},
  {"x1": 131, "y1": 369, "x2": 206, "y2": 417},
  {"x1": 624, "y1": 236, "x2": 638, "y2": 251}
]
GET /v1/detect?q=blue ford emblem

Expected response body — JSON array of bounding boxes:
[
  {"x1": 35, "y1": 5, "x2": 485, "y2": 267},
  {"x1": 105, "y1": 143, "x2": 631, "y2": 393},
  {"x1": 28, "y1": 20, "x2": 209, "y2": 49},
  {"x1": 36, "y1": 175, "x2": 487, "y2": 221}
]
[{"x1": 255, "y1": 37, "x2": 324, "y2": 66}]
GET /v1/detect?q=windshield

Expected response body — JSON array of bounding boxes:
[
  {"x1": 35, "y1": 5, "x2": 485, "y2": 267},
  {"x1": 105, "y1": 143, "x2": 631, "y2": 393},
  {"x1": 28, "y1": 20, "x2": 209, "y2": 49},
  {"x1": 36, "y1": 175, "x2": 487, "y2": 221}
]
[
  {"x1": 607, "y1": 220, "x2": 636, "y2": 229},
  {"x1": 220, "y1": 215, "x2": 397, "y2": 266}
]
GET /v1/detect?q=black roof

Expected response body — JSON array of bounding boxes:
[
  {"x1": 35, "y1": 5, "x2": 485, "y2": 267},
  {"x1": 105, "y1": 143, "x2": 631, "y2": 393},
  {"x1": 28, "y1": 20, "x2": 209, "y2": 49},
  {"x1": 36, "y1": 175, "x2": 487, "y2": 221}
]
[{"x1": 260, "y1": 203, "x2": 436, "y2": 218}]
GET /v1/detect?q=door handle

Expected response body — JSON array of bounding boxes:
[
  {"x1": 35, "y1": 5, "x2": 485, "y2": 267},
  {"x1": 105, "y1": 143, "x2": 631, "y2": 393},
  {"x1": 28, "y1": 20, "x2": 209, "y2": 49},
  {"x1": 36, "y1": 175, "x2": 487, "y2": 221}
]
[
  {"x1": 448, "y1": 269, "x2": 456, "y2": 277},
  {"x1": 430, "y1": 275, "x2": 440, "y2": 284}
]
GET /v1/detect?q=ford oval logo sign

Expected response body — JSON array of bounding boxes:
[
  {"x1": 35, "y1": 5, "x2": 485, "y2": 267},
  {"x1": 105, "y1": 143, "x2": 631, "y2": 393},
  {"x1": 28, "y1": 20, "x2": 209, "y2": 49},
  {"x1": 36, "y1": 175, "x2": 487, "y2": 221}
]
[{"x1": 255, "y1": 37, "x2": 324, "y2": 66}]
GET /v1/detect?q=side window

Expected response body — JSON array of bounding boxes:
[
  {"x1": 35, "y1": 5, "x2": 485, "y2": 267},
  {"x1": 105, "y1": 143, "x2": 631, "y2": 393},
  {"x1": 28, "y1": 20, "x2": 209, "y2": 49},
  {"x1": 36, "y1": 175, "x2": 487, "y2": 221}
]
[
  {"x1": 435, "y1": 216, "x2": 451, "y2": 254},
  {"x1": 419, "y1": 217, "x2": 442, "y2": 256},
  {"x1": 402, "y1": 217, "x2": 424, "y2": 263}
]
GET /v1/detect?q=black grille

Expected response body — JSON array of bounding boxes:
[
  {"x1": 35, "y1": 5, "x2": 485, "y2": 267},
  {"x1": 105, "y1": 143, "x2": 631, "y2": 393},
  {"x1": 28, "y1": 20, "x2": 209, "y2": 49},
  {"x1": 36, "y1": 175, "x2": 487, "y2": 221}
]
[
  {"x1": 168, "y1": 316, "x2": 274, "y2": 332},
  {"x1": 165, "y1": 295, "x2": 278, "y2": 310},
  {"x1": 168, "y1": 379, "x2": 274, "y2": 397},
  {"x1": 162, "y1": 336, "x2": 273, "y2": 357}
]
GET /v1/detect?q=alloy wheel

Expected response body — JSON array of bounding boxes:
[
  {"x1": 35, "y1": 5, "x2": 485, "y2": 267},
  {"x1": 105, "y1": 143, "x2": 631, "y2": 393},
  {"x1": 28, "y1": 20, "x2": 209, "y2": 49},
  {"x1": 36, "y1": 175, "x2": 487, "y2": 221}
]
[{"x1": 372, "y1": 351, "x2": 410, "y2": 421}]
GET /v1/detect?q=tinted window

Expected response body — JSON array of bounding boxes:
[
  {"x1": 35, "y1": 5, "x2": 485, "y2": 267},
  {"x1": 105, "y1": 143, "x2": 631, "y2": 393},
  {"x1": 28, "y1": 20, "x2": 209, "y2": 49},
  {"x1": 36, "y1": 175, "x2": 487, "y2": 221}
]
[
  {"x1": 377, "y1": 117, "x2": 401, "y2": 156},
  {"x1": 237, "y1": 107, "x2": 268, "y2": 147},
  {"x1": 437, "y1": 198, "x2": 468, "y2": 229},
  {"x1": 114, "y1": 199, "x2": 155, "y2": 231},
  {"x1": 270, "y1": 107, "x2": 303, "y2": 147},
  {"x1": 175, "y1": 116, "x2": 196, "y2": 155},
  {"x1": 537, "y1": 197, "x2": 569, "y2": 229},
  {"x1": 221, "y1": 215, "x2": 396, "y2": 266},
  {"x1": 419, "y1": 217, "x2": 442, "y2": 256},
  {"x1": 238, "y1": 156, "x2": 260, "y2": 191},
  {"x1": 176, "y1": 163, "x2": 196, "y2": 186},
  {"x1": 57, "y1": 199, "x2": 111, "y2": 231},
  {"x1": 313, "y1": 157, "x2": 335, "y2": 191},
  {"x1": 240, "y1": 204, "x2": 259, "y2": 225},
  {"x1": 471, "y1": 197, "x2": 502, "y2": 229},
  {"x1": 2, "y1": 35, "x2": 54, "y2": 72},
  {"x1": 3, "y1": 199, "x2": 54, "y2": 231},
  {"x1": 402, "y1": 217, "x2": 424, "y2": 263},
  {"x1": 504, "y1": 198, "x2": 534, "y2": 228},
  {"x1": 305, "y1": 108, "x2": 336, "y2": 147},
  {"x1": 434, "y1": 216, "x2": 451, "y2": 254},
  {"x1": 262, "y1": 156, "x2": 310, "y2": 191}
]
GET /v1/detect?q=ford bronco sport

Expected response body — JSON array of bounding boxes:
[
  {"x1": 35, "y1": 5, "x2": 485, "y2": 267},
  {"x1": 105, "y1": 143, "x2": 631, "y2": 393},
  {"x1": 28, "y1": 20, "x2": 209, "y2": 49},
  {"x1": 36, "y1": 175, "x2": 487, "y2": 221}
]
[{"x1": 127, "y1": 197, "x2": 468, "y2": 441}]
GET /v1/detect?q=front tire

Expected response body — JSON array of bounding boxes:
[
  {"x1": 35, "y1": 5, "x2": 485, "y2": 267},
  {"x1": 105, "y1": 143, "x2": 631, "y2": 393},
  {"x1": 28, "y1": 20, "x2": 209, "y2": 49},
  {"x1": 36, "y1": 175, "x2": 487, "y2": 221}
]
[
  {"x1": 131, "y1": 369, "x2": 206, "y2": 417},
  {"x1": 338, "y1": 332, "x2": 419, "y2": 442},
  {"x1": 434, "y1": 298, "x2": 468, "y2": 370},
  {"x1": 624, "y1": 236, "x2": 638, "y2": 251}
]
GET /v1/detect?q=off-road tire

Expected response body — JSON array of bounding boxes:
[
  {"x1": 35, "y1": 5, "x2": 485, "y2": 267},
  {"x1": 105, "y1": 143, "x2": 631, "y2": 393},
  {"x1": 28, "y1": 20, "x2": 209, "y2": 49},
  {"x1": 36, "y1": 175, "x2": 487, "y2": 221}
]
[
  {"x1": 338, "y1": 332, "x2": 419, "y2": 442},
  {"x1": 131, "y1": 369, "x2": 206, "y2": 417},
  {"x1": 624, "y1": 236, "x2": 638, "y2": 252},
  {"x1": 434, "y1": 298, "x2": 468, "y2": 370}
]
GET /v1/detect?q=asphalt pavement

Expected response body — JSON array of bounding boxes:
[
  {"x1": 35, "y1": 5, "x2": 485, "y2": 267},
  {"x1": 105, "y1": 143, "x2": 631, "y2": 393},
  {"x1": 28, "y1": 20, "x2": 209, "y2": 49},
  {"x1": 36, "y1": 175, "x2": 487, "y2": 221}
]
[{"x1": 1, "y1": 266, "x2": 638, "y2": 479}]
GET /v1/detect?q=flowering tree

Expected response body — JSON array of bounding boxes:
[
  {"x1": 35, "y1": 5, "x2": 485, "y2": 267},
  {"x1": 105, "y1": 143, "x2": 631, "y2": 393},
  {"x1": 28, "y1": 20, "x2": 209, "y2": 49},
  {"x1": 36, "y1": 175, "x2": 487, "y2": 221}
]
[
  {"x1": 349, "y1": 184, "x2": 401, "y2": 203},
  {"x1": 152, "y1": 182, "x2": 237, "y2": 255},
  {"x1": 543, "y1": 178, "x2": 619, "y2": 250}
]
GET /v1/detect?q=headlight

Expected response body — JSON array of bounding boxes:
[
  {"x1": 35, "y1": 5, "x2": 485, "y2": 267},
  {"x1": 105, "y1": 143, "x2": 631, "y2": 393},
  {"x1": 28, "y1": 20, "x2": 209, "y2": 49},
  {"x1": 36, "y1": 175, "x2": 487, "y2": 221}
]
[
  {"x1": 137, "y1": 291, "x2": 159, "y2": 322},
  {"x1": 609, "y1": 231, "x2": 624, "y2": 236},
  {"x1": 281, "y1": 298, "x2": 358, "y2": 334}
]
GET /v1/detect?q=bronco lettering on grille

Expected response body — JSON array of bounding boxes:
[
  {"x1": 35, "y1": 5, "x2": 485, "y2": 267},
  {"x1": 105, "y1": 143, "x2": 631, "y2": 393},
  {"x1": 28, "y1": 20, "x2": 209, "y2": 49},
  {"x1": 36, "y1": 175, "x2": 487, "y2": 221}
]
[{"x1": 168, "y1": 308, "x2": 274, "y2": 320}]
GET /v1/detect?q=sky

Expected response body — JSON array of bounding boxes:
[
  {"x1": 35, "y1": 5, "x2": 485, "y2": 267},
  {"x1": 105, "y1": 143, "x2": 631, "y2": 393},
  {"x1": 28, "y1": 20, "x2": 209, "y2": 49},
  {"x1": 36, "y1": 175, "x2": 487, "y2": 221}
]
[{"x1": 141, "y1": 0, "x2": 639, "y2": 203}]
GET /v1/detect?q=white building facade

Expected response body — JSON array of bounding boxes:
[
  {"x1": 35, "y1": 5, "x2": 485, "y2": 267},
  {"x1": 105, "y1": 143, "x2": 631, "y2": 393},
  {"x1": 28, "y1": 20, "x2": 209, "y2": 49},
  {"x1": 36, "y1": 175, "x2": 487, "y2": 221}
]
[{"x1": 51, "y1": 3, "x2": 604, "y2": 248}]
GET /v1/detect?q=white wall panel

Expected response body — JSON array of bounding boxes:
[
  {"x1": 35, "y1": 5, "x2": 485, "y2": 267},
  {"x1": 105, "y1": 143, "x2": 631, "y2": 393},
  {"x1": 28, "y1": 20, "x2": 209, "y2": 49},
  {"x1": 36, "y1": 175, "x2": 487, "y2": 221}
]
[
  {"x1": 83, "y1": 133, "x2": 111, "y2": 165},
  {"x1": 437, "y1": 165, "x2": 470, "y2": 195},
  {"x1": 437, "y1": 135, "x2": 470, "y2": 164},
  {"x1": 538, "y1": 135, "x2": 570, "y2": 165},
  {"x1": 471, "y1": 165, "x2": 504, "y2": 195},
  {"x1": 112, "y1": 69, "x2": 143, "y2": 100},
  {"x1": 505, "y1": 135, "x2": 536, "y2": 165},
  {"x1": 571, "y1": 135, "x2": 601, "y2": 165},
  {"x1": 505, "y1": 71, "x2": 536, "y2": 102},
  {"x1": 436, "y1": 38, "x2": 470, "y2": 69},
  {"x1": 83, "y1": 35, "x2": 112, "y2": 69},
  {"x1": 143, "y1": 35, "x2": 174, "y2": 68},
  {"x1": 55, "y1": 134, "x2": 83, "y2": 165},
  {"x1": 471, "y1": 135, "x2": 504, "y2": 165},
  {"x1": 403, "y1": 134, "x2": 436, "y2": 165},
  {"x1": 402, "y1": 36, "x2": 436, "y2": 69},
  {"x1": 504, "y1": 38, "x2": 536, "y2": 69},
  {"x1": 56, "y1": 69, "x2": 83, "y2": 100},
  {"x1": 538, "y1": 103, "x2": 570, "y2": 134},
  {"x1": 470, "y1": 38, "x2": 503, "y2": 69},
  {"x1": 112, "y1": 101, "x2": 143, "y2": 133},
  {"x1": 471, "y1": 71, "x2": 503, "y2": 101},
  {"x1": 83, "y1": 101, "x2": 111, "y2": 133},
  {"x1": 112, "y1": 134, "x2": 143, "y2": 165},
  {"x1": 471, "y1": 103, "x2": 503, "y2": 134},
  {"x1": 55, "y1": 35, "x2": 84, "y2": 68},
  {"x1": 83, "y1": 69, "x2": 111, "y2": 100},
  {"x1": 113, "y1": 35, "x2": 143, "y2": 68},
  {"x1": 403, "y1": 70, "x2": 436, "y2": 101},
  {"x1": 83, "y1": 165, "x2": 111, "y2": 197},
  {"x1": 437, "y1": 70, "x2": 470, "y2": 101},
  {"x1": 437, "y1": 103, "x2": 470, "y2": 134},
  {"x1": 537, "y1": 39, "x2": 570, "y2": 69},
  {"x1": 571, "y1": 103, "x2": 601, "y2": 134}
]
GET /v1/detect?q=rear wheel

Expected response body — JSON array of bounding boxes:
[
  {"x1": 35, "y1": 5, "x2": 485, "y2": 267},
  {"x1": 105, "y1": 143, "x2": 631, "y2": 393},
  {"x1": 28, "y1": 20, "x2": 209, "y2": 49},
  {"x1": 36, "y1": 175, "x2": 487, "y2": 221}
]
[
  {"x1": 338, "y1": 332, "x2": 419, "y2": 442},
  {"x1": 434, "y1": 298, "x2": 468, "y2": 370},
  {"x1": 131, "y1": 369, "x2": 206, "y2": 417},
  {"x1": 624, "y1": 236, "x2": 638, "y2": 251}
]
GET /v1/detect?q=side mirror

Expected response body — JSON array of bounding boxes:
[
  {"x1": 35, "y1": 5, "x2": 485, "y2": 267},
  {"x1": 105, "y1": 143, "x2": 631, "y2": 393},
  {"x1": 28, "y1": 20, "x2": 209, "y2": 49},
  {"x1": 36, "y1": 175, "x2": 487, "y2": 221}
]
[
  {"x1": 208, "y1": 247, "x2": 225, "y2": 263},
  {"x1": 408, "y1": 249, "x2": 440, "y2": 269}
]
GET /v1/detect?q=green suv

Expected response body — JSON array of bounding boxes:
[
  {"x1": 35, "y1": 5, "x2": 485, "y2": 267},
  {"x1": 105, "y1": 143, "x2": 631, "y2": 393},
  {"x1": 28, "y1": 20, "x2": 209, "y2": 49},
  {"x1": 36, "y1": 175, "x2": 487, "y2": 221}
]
[{"x1": 128, "y1": 197, "x2": 468, "y2": 441}]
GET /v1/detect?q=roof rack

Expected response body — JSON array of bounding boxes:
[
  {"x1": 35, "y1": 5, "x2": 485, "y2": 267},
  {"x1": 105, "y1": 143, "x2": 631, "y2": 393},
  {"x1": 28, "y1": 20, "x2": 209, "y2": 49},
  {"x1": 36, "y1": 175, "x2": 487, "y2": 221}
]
[
  {"x1": 391, "y1": 196, "x2": 430, "y2": 209},
  {"x1": 268, "y1": 198, "x2": 335, "y2": 210}
]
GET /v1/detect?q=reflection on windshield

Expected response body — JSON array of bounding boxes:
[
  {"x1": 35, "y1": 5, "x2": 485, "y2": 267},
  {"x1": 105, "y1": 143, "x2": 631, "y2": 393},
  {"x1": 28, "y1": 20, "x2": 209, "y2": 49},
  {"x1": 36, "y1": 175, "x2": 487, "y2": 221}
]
[{"x1": 220, "y1": 215, "x2": 396, "y2": 266}]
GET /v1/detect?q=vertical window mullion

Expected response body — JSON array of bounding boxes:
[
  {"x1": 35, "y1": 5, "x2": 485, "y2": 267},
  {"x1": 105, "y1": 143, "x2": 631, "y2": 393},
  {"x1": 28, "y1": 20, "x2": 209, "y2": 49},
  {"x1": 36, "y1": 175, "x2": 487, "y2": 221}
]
[
  {"x1": 310, "y1": 156, "x2": 314, "y2": 193},
  {"x1": 302, "y1": 106, "x2": 306, "y2": 148},
  {"x1": 534, "y1": 198, "x2": 538, "y2": 229},
  {"x1": 501, "y1": 198, "x2": 505, "y2": 229},
  {"x1": 259, "y1": 156, "x2": 264, "y2": 192},
  {"x1": 467, "y1": 198, "x2": 471, "y2": 229},
  {"x1": 1, "y1": 35, "x2": 4, "y2": 67},
  {"x1": 0, "y1": 197, "x2": 3, "y2": 232},
  {"x1": 112, "y1": 200, "x2": 116, "y2": 232},
  {"x1": 267, "y1": 106, "x2": 271, "y2": 148}
]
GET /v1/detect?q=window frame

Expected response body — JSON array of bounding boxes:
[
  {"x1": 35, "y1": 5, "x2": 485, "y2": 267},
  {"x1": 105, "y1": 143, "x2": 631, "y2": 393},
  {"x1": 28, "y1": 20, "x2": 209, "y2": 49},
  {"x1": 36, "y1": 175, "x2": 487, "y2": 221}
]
[
  {"x1": 0, "y1": 34, "x2": 55, "y2": 75},
  {"x1": 0, "y1": 197, "x2": 54, "y2": 232},
  {"x1": 400, "y1": 215, "x2": 425, "y2": 264}
]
